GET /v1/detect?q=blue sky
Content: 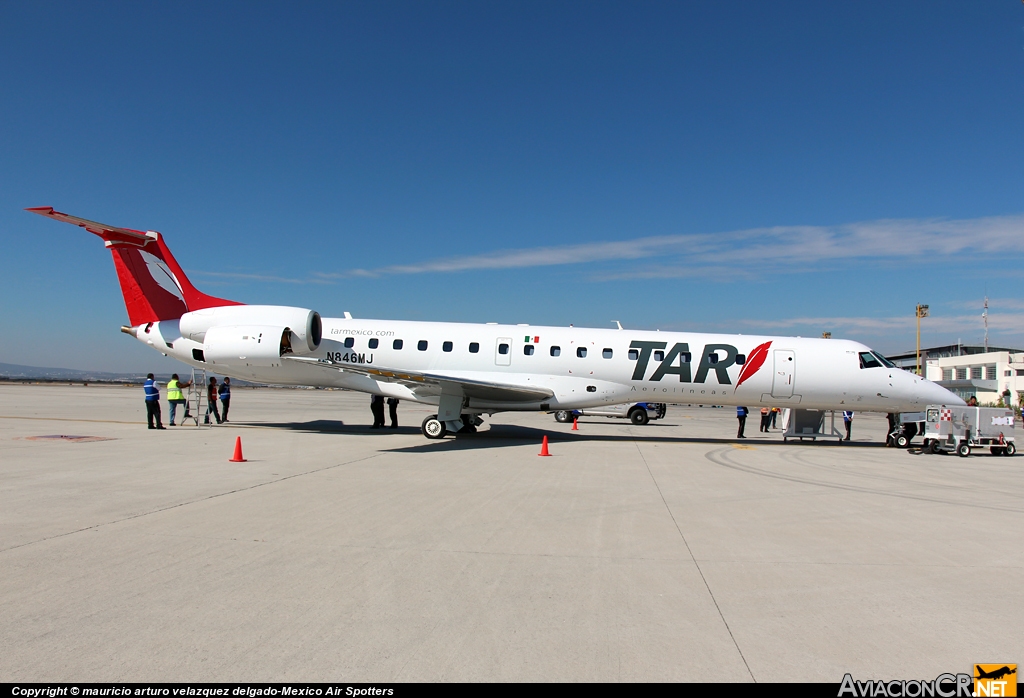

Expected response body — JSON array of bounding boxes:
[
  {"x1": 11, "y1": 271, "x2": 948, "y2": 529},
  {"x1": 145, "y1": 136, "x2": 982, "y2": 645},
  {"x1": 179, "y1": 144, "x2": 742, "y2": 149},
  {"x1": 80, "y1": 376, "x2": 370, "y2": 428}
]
[{"x1": 2, "y1": 1, "x2": 1023, "y2": 372}]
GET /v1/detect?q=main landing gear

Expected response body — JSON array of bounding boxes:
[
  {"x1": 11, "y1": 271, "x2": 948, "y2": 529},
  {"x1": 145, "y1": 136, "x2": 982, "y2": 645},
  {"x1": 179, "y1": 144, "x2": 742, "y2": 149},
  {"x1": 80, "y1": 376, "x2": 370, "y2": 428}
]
[
  {"x1": 422, "y1": 415, "x2": 446, "y2": 439},
  {"x1": 420, "y1": 413, "x2": 483, "y2": 439}
]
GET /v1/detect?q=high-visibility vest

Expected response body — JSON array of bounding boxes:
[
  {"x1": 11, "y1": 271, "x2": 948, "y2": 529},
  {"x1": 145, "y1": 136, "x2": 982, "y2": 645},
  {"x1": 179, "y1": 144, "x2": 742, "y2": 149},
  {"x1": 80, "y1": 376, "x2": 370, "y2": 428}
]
[{"x1": 167, "y1": 379, "x2": 184, "y2": 401}]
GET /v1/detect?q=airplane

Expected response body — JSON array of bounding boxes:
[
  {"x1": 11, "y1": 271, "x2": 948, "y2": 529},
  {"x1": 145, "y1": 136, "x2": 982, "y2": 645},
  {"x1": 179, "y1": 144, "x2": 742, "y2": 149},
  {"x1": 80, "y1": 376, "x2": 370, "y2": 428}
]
[
  {"x1": 975, "y1": 666, "x2": 1016, "y2": 681},
  {"x1": 27, "y1": 206, "x2": 964, "y2": 439}
]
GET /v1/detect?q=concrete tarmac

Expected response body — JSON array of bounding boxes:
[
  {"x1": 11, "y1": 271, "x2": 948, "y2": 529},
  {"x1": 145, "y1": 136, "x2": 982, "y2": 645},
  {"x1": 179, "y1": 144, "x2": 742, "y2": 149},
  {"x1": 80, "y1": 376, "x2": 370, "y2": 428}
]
[{"x1": 1, "y1": 383, "x2": 1020, "y2": 682}]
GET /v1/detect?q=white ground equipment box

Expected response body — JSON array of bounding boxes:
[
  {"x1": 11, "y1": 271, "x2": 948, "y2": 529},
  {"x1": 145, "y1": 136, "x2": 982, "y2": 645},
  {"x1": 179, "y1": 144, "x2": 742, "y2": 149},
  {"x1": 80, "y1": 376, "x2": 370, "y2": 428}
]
[
  {"x1": 781, "y1": 409, "x2": 844, "y2": 442},
  {"x1": 921, "y1": 405, "x2": 1016, "y2": 457}
]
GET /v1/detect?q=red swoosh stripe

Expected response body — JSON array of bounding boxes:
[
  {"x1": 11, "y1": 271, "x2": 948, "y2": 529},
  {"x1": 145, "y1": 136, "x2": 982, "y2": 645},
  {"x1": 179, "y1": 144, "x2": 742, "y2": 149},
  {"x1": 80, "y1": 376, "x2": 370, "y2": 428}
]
[{"x1": 735, "y1": 341, "x2": 772, "y2": 391}]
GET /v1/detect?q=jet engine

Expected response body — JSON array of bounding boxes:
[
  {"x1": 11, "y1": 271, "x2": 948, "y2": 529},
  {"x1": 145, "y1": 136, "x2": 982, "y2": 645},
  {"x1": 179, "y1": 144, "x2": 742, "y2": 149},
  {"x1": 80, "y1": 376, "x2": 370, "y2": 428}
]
[
  {"x1": 203, "y1": 321, "x2": 321, "y2": 368},
  {"x1": 180, "y1": 305, "x2": 322, "y2": 352}
]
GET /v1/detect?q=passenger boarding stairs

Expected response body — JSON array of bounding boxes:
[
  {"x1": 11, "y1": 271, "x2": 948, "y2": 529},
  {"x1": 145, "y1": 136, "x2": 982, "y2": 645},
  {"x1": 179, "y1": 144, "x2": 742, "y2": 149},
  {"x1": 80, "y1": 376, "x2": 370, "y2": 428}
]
[{"x1": 183, "y1": 367, "x2": 211, "y2": 428}]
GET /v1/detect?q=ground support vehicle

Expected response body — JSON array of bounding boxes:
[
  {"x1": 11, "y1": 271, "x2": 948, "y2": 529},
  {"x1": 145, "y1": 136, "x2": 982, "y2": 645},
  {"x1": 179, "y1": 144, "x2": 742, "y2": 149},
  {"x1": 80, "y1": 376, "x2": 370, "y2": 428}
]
[
  {"x1": 553, "y1": 402, "x2": 667, "y2": 426},
  {"x1": 920, "y1": 405, "x2": 1016, "y2": 457}
]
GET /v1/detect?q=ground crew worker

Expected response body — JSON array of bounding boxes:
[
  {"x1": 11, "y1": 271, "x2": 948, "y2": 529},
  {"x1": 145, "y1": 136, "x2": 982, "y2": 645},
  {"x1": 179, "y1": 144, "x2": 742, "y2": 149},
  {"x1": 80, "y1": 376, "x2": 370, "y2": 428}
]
[
  {"x1": 144, "y1": 373, "x2": 165, "y2": 430},
  {"x1": 843, "y1": 410, "x2": 854, "y2": 441},
  {"x1": 736, "y1": 406, "x2": 748, "y2": 438},
  {"x1": 387, "y1": 397, "x2": 399, "y2": 429},
  {"x1": 205, "y1": 377, "x2": 222, "y2": 424},
  {"x1": 218, "y1": 376, "x2": 231, "y2": 423},
  {"x1": 370, "y1": 394, "x2": 385, "y2": 428},
  {"x1": 760, "y1": 406, "x2": 770, "y2": 432},
  {"x1": 167, "y1": 373, "x2": 191, "y2": 426}
]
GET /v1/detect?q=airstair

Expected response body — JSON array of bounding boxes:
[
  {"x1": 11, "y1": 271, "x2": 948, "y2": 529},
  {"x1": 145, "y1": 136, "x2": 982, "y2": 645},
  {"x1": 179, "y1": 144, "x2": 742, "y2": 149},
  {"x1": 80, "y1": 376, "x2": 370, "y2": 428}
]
[{"x1": 184, "y1": 367, "x2": 210, "y2": 428}]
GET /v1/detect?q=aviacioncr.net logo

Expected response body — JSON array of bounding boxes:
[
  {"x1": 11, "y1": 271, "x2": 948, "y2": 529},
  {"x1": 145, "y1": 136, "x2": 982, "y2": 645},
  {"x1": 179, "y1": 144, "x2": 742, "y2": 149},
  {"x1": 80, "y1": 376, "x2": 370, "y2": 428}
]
[
  {"x1": 973, "y1": 665, "x2": 1017, "y2": 697},
  {"x1": 838, "y1": 673, "x2": 973, "y2": 698}
]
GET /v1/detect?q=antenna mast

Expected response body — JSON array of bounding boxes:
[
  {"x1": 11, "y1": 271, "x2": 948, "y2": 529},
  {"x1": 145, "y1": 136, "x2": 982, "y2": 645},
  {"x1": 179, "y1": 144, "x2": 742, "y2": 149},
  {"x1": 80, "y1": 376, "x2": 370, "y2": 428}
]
[{"x1": 983, "y1": 296, "x2": 989, "y2": 353}]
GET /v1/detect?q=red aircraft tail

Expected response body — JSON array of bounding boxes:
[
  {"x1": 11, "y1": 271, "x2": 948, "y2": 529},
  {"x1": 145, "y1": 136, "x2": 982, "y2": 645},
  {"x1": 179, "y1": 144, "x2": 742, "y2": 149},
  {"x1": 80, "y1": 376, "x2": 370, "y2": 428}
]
[{"x1": 26, "y1": 207, "x2": 241, "y2": 327}]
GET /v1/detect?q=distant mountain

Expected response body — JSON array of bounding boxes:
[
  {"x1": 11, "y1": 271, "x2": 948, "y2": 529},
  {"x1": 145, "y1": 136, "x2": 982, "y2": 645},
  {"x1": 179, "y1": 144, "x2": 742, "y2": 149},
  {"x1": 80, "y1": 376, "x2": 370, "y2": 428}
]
[
  {"x1": 0, "y1": 362, "x2": 266, "y2": 386},
  {"x1": 0, "y1": 362, "x2": 147, "y2": 381}
]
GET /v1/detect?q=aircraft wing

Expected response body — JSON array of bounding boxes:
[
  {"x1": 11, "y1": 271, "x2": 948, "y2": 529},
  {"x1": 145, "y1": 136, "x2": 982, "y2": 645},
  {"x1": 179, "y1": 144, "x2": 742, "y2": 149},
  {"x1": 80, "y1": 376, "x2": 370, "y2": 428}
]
[{"x1": 284, "y1": 356, "x2": 554, "y2": 402}]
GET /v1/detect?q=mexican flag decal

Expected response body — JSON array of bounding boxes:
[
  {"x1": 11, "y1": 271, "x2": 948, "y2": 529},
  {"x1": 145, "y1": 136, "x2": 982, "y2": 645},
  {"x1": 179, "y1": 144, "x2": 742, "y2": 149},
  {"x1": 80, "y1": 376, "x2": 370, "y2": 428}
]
[{"x1": 524, "y1": 336, "x2": 540, "y2": 343}]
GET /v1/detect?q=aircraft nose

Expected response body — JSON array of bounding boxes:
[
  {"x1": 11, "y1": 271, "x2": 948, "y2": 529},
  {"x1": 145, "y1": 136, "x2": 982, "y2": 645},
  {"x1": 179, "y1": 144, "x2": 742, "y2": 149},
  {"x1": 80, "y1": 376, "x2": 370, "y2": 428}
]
[{"x1": 922, "y1": 377, "x2": 964, "y2": 406}]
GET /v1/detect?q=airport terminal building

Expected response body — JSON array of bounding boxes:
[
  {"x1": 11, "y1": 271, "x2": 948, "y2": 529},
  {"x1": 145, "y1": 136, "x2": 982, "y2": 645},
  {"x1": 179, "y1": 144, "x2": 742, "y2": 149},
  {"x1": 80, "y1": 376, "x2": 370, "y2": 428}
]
[{"x1": 887, "y1": 344, "x2": 1024, "y2": 406}]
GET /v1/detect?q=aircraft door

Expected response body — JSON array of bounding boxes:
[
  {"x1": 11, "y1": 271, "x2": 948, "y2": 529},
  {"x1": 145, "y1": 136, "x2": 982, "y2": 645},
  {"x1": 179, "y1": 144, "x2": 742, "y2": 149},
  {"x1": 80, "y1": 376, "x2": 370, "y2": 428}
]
[
  {"x1": 495, "y1": 337, "x2": 512, "y2": 366},
  {"x1": 771, "y1": 350, "x2": 795, "y2": 398}
]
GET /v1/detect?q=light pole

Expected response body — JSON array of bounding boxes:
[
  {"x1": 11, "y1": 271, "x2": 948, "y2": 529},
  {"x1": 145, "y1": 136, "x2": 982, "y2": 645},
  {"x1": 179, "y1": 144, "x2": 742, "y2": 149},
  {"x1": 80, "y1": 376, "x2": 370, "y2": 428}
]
[{"x1": 915, "y1": 304, "x2": 929, "y2": 375}]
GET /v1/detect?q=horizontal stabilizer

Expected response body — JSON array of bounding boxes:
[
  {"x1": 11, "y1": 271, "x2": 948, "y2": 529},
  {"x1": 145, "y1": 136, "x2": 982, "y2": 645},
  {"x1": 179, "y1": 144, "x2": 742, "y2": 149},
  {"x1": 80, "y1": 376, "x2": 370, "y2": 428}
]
[{"x1": 27, "y1": 206, "x2": 241, "y2": 325}]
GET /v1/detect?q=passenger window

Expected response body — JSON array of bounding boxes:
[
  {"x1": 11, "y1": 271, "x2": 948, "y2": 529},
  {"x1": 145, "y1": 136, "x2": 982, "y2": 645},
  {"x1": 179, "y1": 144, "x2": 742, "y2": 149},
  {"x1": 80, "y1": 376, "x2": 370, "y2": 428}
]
[
  {"x1": 498, "y1": 343, "x2": 509, "y2": 355},
  {"x1": 443, "y1": 341, "x2": 453, "y2": 352},
  {"x1": 344, "y1": 337, "x2": 354, "y2": 348},
  {"x1": 551, "y1": 346, "x2": 561, "y2": 357},
  {"x1": 708, "y1": 353, "x2": 718, "y2": 365},
  {"x1": 858, "y1": 352, "x2": 882, "y2": 369},
  {"x1": 469, "y1": 342, "x2": 479, "y2": 353},
  {"x1": 577, "y1": 347, "x2": 587, "y2": 358},
  {"x1": 602, "y1": 348, "x2": 613, "y2": 359},
  {"x1": 368, "y1": 338, "x2": 378, "y2": 349},
  {"x1": 628, "y1": 349, "x2": 639, "y2": 361},
  {"x1": 524, "y1": 345, "x2": 535, "y2": 356},
  {"x1": 586, "y1": 385, "x2": 597, "y2": 392},
  {"x1": 418, "y1": 340, "x2": 428, "y2": 351},
  {"x1": 393, "y1": 339, "x2": 403, "y2": 350},
  {"x1": 653, "y1": 350, "x2": 664, "y2": 362},
  {"x1": 735, "y1": 353, "x2": 746, "y2": 365},
  {"x1": 682, "y1": 352, "x2": 691, "y2": 363}
]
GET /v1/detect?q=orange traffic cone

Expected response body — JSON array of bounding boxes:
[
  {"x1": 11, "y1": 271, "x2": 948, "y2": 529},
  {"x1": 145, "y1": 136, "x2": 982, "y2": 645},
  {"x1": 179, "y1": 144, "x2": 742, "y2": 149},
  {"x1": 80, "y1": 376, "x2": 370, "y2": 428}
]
[
  {"x1": 229, "y1": 436, "x2": 247, "y2": 462},
  {"x1": 539, "y1": 435, "x2": 552, "y2": 456},
  {"x1": 572, "y1": 417, "x2": 579, "y2": 431}
]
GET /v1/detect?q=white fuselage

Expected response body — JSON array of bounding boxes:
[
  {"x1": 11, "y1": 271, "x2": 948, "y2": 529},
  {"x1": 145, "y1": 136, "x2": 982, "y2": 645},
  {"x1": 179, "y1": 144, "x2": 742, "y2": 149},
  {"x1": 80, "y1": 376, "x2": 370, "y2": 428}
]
[{"x1": 136, "y1": 310, "x2": 962, "y2": 415}]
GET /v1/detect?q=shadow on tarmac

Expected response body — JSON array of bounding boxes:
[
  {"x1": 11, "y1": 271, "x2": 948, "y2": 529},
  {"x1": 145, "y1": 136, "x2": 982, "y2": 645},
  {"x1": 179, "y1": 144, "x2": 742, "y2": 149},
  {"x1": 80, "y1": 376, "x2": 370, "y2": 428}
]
[
  {"x1": 236, "y1": 420, "x2": 420, "y2": 436},
  {"x1": 384, "y1": 423, "x2": 890, "y2": 453},
  {"x1": 231, "y1": 420, "x2": 890, "y2": 452}
]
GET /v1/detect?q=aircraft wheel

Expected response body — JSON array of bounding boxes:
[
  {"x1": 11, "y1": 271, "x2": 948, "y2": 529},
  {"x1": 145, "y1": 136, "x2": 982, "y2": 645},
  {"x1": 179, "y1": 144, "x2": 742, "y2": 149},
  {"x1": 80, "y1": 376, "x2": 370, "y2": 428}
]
[
  {"x1": 957, "y1": 442, "x2": 971, "y2": 458},
  {"x1": 629, "y1": 409, "x2": 650, "y2": 426},
  {"x1": 421, "y1": 415, "x2": 447, "y2": 440},
  {"x1": 554, "y1": 410, "x2": 572, "y2": 424},
  {"x1": 896, "y1": 434, "x2": 910, "y2": 449},
  {"x1": 1006, "y1": 442, "x2": 1016, "y2": 456}
]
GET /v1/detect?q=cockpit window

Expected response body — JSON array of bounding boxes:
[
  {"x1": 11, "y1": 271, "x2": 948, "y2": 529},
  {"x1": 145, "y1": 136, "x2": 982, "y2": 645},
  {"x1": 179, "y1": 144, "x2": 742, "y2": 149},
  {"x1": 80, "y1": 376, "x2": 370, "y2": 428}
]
[
  {"x1": 871, "y1": 351, "x2": 896, "y2": 369},
  {"x1": 859, "y1": 352, "x2": 883, "y2": 369}
]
